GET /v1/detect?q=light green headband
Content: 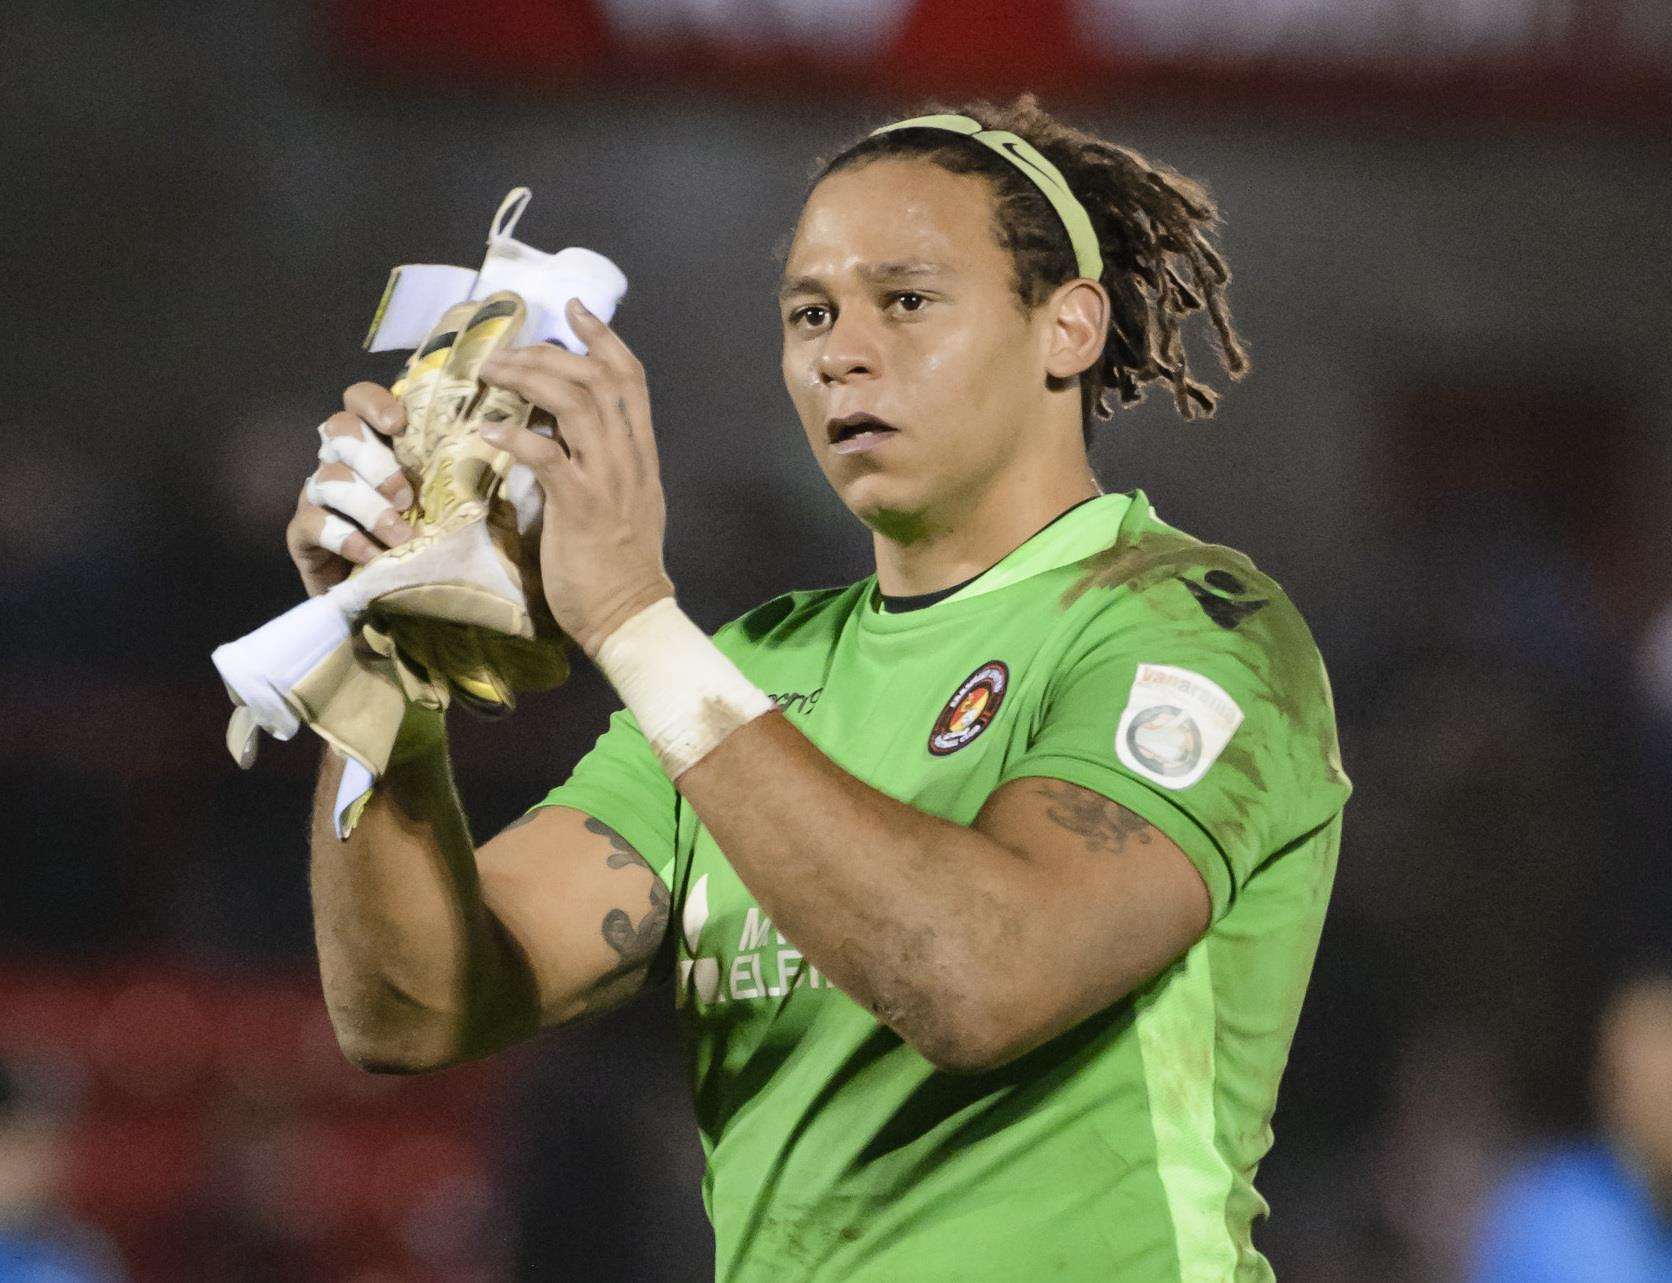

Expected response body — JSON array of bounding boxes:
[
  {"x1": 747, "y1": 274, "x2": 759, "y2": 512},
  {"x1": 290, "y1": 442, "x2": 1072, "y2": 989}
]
[{"x1": 869, "y1": 113, "x2": 1104, "y2": 282}]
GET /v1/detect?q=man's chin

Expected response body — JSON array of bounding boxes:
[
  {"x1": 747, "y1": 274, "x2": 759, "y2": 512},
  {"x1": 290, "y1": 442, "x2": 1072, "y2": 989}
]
[{"x1": 839, "y1": 476, "x2": 937, "y2": 544}]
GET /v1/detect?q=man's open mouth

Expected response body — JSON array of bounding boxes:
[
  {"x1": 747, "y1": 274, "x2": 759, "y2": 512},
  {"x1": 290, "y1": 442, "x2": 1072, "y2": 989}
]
[{"x1": 826, "y1": 413, "x2": 899, "y2": 447}]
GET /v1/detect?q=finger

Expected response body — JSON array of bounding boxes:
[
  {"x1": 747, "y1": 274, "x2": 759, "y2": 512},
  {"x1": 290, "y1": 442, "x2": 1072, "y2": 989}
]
[
  {"x1": 318, "y1": 513, "x2": 378, "y2": 564},
  {"x1": 479, "y1": 356, "x2": 610, "y2": 462},
  {"x1": 317, "y1": 415, "x2": 416, "y2": 508},
  {"x1": 563, "y1": 301, "x2": 658, "y2": 477},
  {"x1": 298, "y1": 506, "x2": 381, "y2": 565},
  {"x1": 479, "y1": 420, "x2": 572, "y2": 484},
  {"x1": 306, "y1": 462, "x2": 417, "y2": 547},
  {"x1": 564, "y1": 298, "x2": 643, "y2": 380},
  {"x1": 545, "y1": 319, "x2": 660, "y2": 487},
  {"x1": 482, "y1": 340, "x2": 650, "y2": 434},
  {"x1": 480, "y1": 342, "x2": 604, "y2": 397},
  {"x1": 343, "y1": 381, "x2": 406, "y2": 436}
]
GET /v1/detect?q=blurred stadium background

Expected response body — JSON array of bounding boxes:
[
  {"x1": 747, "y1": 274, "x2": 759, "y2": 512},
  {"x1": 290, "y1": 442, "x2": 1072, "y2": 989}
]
[{"x1": 4, "y1": 0, "x2": 1671, "y2": 1278}]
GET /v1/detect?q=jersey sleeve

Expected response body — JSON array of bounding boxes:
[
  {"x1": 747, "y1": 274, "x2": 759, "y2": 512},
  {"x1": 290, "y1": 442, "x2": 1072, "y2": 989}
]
[
  {"x1": 520, "y1": 602, "x2": 791, "y2": 886},
  {"x1": 527, "y1": 706, "x2": 679, "y2": 886},
  {"x1": 998, "y1": 588, "x2": 1350, "y2": 923}
]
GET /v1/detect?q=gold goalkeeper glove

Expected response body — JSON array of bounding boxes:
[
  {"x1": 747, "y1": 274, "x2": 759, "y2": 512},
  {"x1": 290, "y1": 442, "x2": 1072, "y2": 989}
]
[{"x1": 212, "y1": 189, "x2": 625, "y2": 836}]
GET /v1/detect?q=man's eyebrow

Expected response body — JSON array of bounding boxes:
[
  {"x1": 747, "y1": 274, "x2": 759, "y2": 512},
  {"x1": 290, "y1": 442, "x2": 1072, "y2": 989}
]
[
  {"x1": 776, "y1": 261, "x2": 955, "y2": 300},
  {"x1": 777, "y1": 275, "x2": 824, "y2": 301},
  {"x1": 863, "y1": 260, "x2": 954, "y2": 282}
]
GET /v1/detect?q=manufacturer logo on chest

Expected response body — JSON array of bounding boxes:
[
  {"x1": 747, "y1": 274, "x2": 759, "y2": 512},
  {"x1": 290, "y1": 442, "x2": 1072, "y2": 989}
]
[{"x1": 928, "y1": 660, "x2": 1009, "y2": 756}]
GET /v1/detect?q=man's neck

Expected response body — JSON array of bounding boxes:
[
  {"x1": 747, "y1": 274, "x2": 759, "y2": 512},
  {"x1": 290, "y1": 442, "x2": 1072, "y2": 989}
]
[{"x1": 871, "y1": 465, "x2": 1102, "y2": 597}]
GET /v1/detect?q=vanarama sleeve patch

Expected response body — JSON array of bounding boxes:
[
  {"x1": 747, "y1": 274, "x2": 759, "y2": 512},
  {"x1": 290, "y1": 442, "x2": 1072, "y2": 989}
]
[{"x1": 1114, "y1": 663, "x2": 1244, "y2": 790}]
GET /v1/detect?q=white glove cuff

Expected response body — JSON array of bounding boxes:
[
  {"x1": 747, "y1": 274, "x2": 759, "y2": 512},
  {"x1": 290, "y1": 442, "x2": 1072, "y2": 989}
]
[
  {"x1": 211, "y1": 594, "x2": 353, "y2": 739},
  {"x1": 593, "y1": 597, "x2": 776, "y2": 780}
]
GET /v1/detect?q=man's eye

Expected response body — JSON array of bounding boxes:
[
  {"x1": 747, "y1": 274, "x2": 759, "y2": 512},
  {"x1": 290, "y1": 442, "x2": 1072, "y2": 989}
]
[
  {"x1": 788, "y1": 305, "x2": 829, "y2": 329},
  {"x1": 890, "y1": 292, "x2": 927, "y2": 314}
]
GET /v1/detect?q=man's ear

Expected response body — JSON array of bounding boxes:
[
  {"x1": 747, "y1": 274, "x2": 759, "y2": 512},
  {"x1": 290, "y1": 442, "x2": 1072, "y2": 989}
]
[{"x1": 1042, "y1": 278, "x2": 1110, "y2": 381}]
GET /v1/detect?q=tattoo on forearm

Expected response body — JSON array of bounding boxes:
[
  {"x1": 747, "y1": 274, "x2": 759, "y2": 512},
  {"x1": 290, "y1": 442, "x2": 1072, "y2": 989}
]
[
  {"x1": 1038, "y1": 781, "x2": 1155, "y2": 856},
  {"x1": 586, "y1": 817, "x2": 669, "y2": 969}
]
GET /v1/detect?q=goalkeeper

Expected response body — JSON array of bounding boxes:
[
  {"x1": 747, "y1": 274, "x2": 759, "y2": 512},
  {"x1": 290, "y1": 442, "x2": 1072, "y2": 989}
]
[{"x1": 295, "y1": 97, "x2": 1350, "y2": 1281}]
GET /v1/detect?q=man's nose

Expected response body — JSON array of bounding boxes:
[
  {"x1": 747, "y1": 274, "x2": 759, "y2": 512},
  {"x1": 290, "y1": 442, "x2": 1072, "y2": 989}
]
[{"x1": 817, "y1": 308, "x2": 881, "y2": 384}]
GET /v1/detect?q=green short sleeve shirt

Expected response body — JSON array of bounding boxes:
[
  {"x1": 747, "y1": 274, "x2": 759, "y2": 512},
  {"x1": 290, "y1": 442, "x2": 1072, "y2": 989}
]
[{"x1": 537, "y1": 491, "x2": 1351, "y2": 1281}]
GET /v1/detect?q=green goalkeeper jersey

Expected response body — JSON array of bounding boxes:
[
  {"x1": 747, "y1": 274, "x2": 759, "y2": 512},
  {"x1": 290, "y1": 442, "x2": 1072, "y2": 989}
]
[{"x1": 533, "y1": 490, "x2": 1350, "y2": 1282}]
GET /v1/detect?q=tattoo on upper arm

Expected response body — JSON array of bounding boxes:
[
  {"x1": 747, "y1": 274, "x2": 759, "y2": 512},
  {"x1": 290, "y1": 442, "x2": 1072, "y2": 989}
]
[
  {"x1": 585, "y1": 817, "x2": 669, "y2": 970},
  {"x1": 501, "y1": 809, "x2": 540, "y2": 834},
  {"x1": 1037, "y1": 781, "x2": 1155, "y2": 856}
]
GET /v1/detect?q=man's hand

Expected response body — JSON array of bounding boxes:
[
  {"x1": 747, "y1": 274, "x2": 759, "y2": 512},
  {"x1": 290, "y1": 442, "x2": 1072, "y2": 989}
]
[
  {"x1": 476, "y1": 298, "x2": 675, "y2": 660},
  {"x1": 286, "y1": 383, "x2": 419, "y2": 599}
]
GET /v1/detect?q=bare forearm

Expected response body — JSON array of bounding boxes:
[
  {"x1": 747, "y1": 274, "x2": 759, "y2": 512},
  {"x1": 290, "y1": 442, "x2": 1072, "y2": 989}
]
[
  {"x1": 308, "y1": 727, "x2": 536, "y2": 1069},
  {"x1": 675, "y1": 713, "x2": 1032, "y2": 1064}
]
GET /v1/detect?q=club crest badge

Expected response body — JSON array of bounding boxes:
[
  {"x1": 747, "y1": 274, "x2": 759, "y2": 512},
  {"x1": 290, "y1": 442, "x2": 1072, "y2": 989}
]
[{"x1": 929, "y1": 660, "x2": 1009, "y2": 756}]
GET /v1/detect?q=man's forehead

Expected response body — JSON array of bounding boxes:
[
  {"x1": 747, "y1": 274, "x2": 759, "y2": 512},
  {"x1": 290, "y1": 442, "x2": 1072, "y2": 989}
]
[
  {"x1": 783, "y1": 164, "x2": 1000, "y2": 279},
  {"x1": 786, "y1": 202, "x2": 962, "y2": 271}
]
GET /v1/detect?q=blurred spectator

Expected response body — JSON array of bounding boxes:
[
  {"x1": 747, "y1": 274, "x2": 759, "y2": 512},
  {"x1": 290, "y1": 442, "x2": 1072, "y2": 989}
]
[
  {"x1": 0, "y1": 1060, "x2": 125, "y2": 1283},
  {"x1": 1468, "y1": 970, "x2": 1672, "y2": 1282}
]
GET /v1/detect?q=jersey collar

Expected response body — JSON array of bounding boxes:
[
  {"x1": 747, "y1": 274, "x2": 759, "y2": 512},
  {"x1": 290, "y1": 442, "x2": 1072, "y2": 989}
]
[{"x1": 861, "y1": 490, "x2": 1141, "y2": 627}]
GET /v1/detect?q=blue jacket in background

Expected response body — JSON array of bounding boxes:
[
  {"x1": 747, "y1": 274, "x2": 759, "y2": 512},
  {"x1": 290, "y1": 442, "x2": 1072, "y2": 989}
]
[{"x1": 1470, "y1": 1141, "x2": 1672, "y2": 1283}]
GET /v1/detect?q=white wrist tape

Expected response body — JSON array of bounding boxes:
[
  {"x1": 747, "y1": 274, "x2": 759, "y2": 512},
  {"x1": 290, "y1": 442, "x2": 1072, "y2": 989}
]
[{"x1": 593, "y1": 597, "x2": 776, "y2": 779}]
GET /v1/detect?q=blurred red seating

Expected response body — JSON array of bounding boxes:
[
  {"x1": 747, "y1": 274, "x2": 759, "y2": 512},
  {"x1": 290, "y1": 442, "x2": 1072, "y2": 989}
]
[
  {"x1": 0, "y1": 961, "x2": 513, "y2": 1281},
  {"x1": 64, "y1": 1114, "x2": 208, "y2": 1222},
  {"x1": 0, "y1": 963, "x2": 504, "y2": 1111}
]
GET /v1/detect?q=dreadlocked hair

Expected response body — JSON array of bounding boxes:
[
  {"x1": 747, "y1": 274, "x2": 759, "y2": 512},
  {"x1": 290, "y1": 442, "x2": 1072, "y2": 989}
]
[{"x1": 814, "y1": 95, "x2": 1250, "y2": 446}]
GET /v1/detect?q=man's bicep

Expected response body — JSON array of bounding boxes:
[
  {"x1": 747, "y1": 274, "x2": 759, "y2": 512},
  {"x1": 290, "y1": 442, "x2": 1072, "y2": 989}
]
[
  {"x1": 477, "y1": 804, "x2": 671, "y2": 1029},
  {"x1": 969, "y1": 775, "x2": 1211, "y2": 1061}
]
